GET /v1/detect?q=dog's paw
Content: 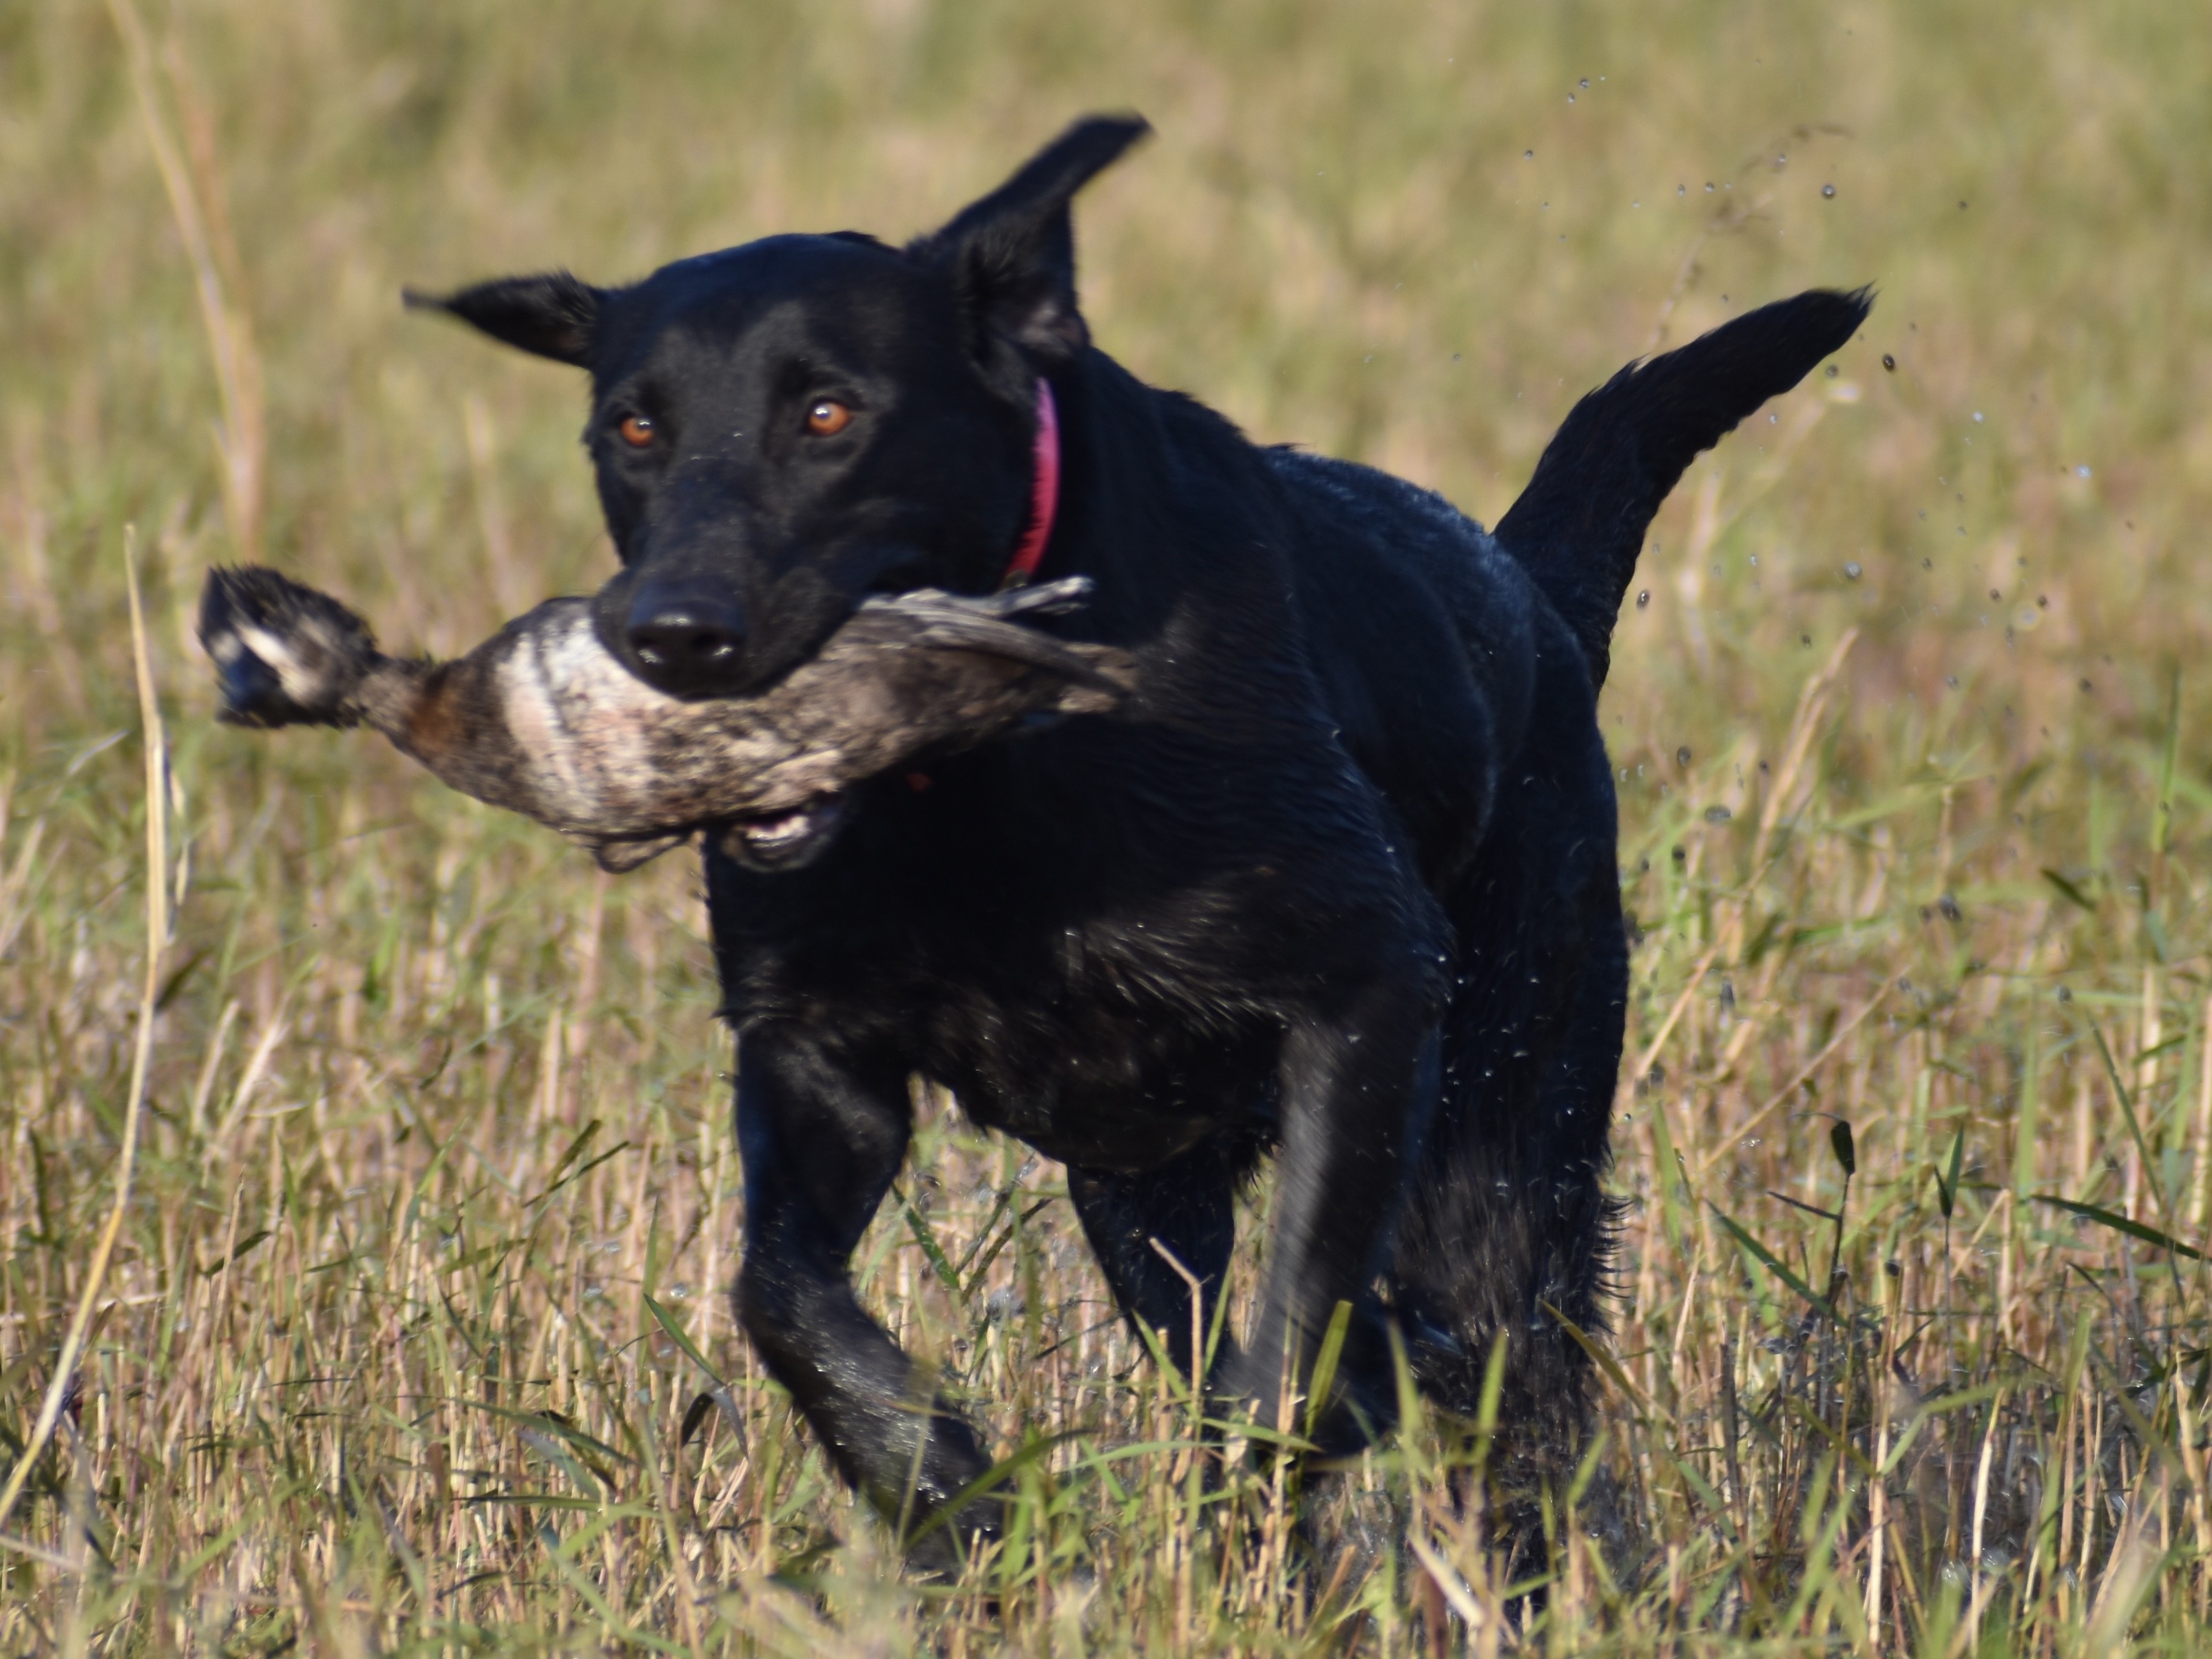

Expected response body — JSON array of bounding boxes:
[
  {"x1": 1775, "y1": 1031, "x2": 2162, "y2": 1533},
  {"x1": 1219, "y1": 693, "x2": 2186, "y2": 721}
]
[{"x1": 199, "y1": 566, "x2": 382, "y2": 727}]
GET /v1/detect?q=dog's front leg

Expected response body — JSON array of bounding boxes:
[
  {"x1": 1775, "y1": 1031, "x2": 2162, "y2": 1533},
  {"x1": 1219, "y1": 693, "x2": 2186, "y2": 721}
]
[
  {"x1": 731, "y1": 1029, "x2": 997, "y2": 1559},
  {"x1": 1222, "y1": 979, "x2": 1441, "y2": 1439},
  {"x1": 1066, "y1": 1135, "x2": 1260, "y2": 1384}
]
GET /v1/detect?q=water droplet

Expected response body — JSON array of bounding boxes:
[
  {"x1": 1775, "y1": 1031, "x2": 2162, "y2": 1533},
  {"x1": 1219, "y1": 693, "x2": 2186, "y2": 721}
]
[
  {"x1": 1844, "y1": 561, "x2": 1863, "y2": 580},
  {"x1": 1676, "y1": 745, "x2": 1693, "y2": 767},
  {"x1": 1580, "y1": 77, "x2": 1589, "y2": 87},
  {"x1": 2074, "y1": 463, "x2": 2091, "y2": 479},
  {"x1": 1567, "y1": 93, "x2": 1576, "y2": 103},
  {"x1": 1882, "y1": 353, "x2": 1897, "y2": 371},
  {"x1": 1822, "y1": 183, "x2": 1836, "y2": 198},
  {"x1": 1704, "y1": 806, "x2": 1732, "y2": 824},
  {"x1": 1636, "y1": 589, "x2": 1650, "y2": 608},
  {"x1": 1973, "y1": 410, "x2": 1985, "y2": 423},
  {"x1": 1946, "y1": 675, "x2": 1960, "y2": 689}
]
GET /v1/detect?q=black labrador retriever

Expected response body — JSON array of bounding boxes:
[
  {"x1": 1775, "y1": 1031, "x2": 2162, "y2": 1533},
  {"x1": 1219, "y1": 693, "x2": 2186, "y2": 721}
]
[{"x1": 412, "y1": 114, "x2": 1867, "y2": 1553}]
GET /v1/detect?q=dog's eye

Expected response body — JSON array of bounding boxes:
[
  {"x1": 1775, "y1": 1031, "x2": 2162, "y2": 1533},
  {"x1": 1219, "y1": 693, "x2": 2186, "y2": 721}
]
[
  {"x1": 616, "y1": 414, "x2": 656, "y2": 448},
  {"x1": 804, "y1": 399, "x2": 853, "y2": 437}
]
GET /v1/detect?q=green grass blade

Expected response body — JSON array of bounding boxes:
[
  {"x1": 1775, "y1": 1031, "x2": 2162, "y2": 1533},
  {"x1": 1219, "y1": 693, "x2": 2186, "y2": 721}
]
[{"x1": 2033, "y1": 1195, "x2": 2204, "y2": 1261}]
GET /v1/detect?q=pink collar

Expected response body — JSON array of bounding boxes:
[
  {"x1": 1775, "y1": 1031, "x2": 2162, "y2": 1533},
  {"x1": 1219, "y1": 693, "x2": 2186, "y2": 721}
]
[{"x1": 1001, "y1": 378, "x2": 1061, "y2": 586}]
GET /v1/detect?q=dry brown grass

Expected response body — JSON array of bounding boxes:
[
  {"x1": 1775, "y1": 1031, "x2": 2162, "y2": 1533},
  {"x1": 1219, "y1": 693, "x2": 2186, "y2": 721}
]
[{"x1": 4, "y1": 0, "x2": 2212, "y2": 1651}]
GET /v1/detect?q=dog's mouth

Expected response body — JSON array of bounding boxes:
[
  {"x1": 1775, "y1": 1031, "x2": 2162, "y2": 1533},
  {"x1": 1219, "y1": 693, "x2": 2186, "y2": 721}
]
[{"x1": 717, "y1": 792, "x2": 851, "y2": 873}]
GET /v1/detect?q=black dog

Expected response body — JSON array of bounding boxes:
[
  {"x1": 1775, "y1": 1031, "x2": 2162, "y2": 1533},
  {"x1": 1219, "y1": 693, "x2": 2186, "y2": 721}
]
[{"x1": 413, "y1": 115, "x2": 1867, "y2": 1553}]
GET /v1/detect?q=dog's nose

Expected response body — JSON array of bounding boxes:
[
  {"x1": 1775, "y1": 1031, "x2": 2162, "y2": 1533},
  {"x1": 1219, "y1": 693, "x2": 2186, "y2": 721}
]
[{"x1": 623, "y1": 582, "x2": 749, "y2": 698}]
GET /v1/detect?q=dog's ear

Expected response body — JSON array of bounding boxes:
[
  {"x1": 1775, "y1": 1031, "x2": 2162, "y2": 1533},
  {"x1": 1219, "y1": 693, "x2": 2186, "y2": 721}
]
[
  {"x1": 910, "y1": 114, "x2": 1149, "y2": 365},
  {"x1": 403, "y1": 272, "x2": 603, "y2": 367}
]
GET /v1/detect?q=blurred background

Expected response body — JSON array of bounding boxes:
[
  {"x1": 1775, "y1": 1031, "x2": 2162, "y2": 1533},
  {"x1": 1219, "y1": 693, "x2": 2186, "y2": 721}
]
[{"x1": 4, "y1": 1, "x2": 2211, "y2": 1651}]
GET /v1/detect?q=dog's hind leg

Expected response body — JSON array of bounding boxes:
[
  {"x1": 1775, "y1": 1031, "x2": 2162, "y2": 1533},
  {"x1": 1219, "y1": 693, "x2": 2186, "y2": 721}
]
[
  {"x1": 1389, "y1": 781, "x2": 1629, "y2": 1545},
  {"x1": 1222, "y1": 981, "x2": 1447, "y2": 1443}
]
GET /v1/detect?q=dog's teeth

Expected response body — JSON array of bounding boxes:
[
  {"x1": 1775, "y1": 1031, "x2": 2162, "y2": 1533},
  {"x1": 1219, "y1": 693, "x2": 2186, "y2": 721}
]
[{"x1": 751, "y1": 808, "x2": 810, "y2": 839}]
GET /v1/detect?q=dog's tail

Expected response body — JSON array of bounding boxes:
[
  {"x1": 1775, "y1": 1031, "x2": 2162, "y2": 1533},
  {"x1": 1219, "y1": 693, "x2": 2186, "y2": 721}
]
[{"x1": 1493, "y1": 287, "x2": 1872, "y2": 689}]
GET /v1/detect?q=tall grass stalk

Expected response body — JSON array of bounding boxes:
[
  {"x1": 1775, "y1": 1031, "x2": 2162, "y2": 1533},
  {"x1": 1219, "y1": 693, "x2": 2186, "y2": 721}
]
[{"x1": 0, "y1": 534, "x2": 163, "y2": 1548}]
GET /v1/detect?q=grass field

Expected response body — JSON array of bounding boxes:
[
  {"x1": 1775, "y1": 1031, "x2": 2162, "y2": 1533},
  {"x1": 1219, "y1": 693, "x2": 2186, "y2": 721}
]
[{"x1": 6, "y1": 0, "x2": 2212, "y2": 1651}]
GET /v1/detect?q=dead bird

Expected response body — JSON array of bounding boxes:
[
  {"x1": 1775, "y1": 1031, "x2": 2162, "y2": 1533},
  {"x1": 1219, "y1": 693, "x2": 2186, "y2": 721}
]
[{"x1": 199, "y1": 565, "x2": 1132, "y2": 871}]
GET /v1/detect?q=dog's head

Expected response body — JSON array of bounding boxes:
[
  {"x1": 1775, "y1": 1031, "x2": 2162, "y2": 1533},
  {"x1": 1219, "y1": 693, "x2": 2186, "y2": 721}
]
[{"x1": 410, "y1": 114, "x2": 1147, "y2": 705}]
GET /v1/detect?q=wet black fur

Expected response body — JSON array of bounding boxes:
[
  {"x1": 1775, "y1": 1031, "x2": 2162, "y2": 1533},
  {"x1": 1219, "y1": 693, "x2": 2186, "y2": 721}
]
[{"x1": 414, "y1": 114, "x2": 1869, "y2": 1556}]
